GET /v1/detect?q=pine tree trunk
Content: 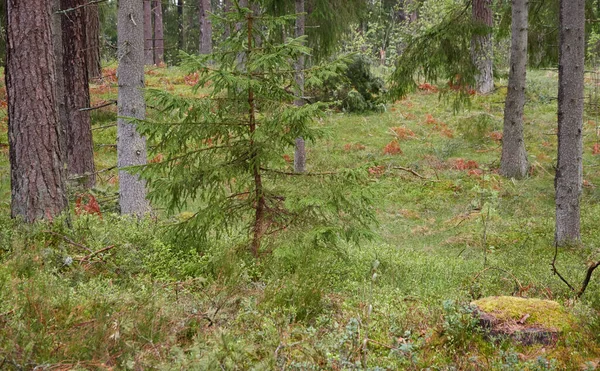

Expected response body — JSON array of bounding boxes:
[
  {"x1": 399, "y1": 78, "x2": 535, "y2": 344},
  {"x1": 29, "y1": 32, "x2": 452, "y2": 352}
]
[
  {"x1": 117, "y1": 0, "x2": 151, "y2": 216},
  {"x1": 153, "y1": 0, "x2": 164, "y2": 65},
  {"x1": 199, "y1": 0, "x2": 213, "y2": 54},
  {"x1": 143, "y1": 0, "x2": 154, "y2": 65},
  {"x1": 86, "y1": 3, "x2": 102, "y2": 79},
  {"x1": 555, "y1": 0, "x2": 585, "y2": 246},
  {"x1": 6, "y1": 0, "x2": 68, "y2": 222},
  {"x1": 500, "y1": 0, "x2": 528, "y2": 179},
  {"x1": 294, "y1": 0, "x2": 306, "y2": 173},
  {"x1": 223, "y1": 0, "x2": 232, "y2": 39},
  {"x1": 177, "y1": 0, "x2": 184, "y2": 51},
  {"x1": 52, "y1": 0, "x2": 68, "y2": 170},
  {"x1": 62, "y1": 0, "x2": 96, "y2": 189},
  {"x1": 472, "y1": 0, "x2": 494, "y2": 94}
]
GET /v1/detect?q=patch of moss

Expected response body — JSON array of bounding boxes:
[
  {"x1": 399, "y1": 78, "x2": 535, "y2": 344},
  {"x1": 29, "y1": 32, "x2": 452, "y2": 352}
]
[{"x1": 472, "y1": 296, "x2": 573, "y2": 332}]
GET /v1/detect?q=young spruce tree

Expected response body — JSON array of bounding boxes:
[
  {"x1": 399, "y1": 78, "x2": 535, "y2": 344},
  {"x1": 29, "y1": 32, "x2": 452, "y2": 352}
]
[{"x1": 137, "y1": 4, "x2": 374, "y2": 257}]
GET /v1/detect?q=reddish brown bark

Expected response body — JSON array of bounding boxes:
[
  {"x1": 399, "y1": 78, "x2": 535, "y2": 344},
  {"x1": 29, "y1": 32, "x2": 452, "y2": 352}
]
[
  {"x1": 86, "y1": 3, "x2": 102, "y2": 79},
  {"x1": 6, "y1": 0, "x2": 68, "y2": 222},
  {"x1": 62, "y1": 0, "x2": 95, "y2": 188},
  {"x1": 153, "y1": 0, "x2": 164, "y2": 64}
]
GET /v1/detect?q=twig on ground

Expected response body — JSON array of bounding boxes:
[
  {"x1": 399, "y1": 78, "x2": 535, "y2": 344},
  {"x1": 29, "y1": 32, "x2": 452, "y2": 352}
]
[{"x1": 43, "y1": 231, "x2": 93, "y2": 253}]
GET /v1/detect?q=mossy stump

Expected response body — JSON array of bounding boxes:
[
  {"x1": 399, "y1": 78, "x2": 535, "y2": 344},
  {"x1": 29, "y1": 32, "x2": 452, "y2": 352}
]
[{"x1": 471, "y1": 296, "x2": 572, "y2": 346}]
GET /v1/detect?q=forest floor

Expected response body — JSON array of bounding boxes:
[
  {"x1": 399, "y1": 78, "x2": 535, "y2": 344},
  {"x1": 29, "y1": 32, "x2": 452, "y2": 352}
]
[{"x1": 1, "y1": 66, "x2": 600, "y2": 370}]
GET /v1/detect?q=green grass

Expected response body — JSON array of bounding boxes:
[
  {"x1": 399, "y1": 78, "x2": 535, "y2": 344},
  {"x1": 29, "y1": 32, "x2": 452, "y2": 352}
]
[{"x1": 1, "y1": 67, "x2": 600, "y2": 369}]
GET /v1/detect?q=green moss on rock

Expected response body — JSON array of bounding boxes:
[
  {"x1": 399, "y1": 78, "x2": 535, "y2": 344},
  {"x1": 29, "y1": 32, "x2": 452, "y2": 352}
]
[{"x1": 472, "y1": 296, "x2": 572, "y2": 332}]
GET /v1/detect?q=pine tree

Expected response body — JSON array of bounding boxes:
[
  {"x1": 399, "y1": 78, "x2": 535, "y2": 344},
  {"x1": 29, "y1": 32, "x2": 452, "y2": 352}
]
[{"x1": 137, "y1": 5, "x2": 374, "y2": 256}]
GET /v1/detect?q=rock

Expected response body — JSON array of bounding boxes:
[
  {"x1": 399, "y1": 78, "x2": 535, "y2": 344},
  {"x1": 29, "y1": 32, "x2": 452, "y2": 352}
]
[{"x1": 471, "y1": 296, "x2": 572, "y2": 346}]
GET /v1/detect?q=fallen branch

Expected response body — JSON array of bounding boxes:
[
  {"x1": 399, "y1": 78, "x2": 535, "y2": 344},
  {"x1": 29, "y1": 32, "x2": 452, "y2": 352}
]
[
  {"x1": 551, "y1": 243, "x2": 600, "y2": 298},
  {"x1": 576, "y1": 261, "x2": 600, "y2": 299},
  {"x1": 43, "y1": 231, "x2": 93, "y2": 253},
  {"x1": 550, "y1": 242, "x2": 576, "y2": 292},
  {"x1": 392, "y1": 166, "x2": 428, "y2": 179},
  {"x1": 77, "y1": 245, "x2": 116, "y2": 264}
]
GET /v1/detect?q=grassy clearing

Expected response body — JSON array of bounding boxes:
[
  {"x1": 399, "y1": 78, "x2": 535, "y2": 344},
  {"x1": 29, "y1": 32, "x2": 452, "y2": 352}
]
[{"x1": 1, "y1": 67, "x2": 600, "y2": 369}]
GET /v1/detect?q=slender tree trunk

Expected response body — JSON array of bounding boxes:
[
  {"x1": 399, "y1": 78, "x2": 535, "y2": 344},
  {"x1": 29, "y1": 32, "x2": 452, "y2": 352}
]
[
  {"x1": 223, "y1": 0, "x2": 232, "y2": 39},
  {"x1": 153, "y1": 0, "x2": 164, "y2": 64},
  {"x1": 236, "y1": 0, "x2": 249, "y2": 68},
  {"x1": 472, "y1": 0, "x2": 494, "y2": 94},
  {"x1": 143, "y1": 0, "x2": 154, "y2": 64},
  {"x1": 86, "y1": 3, "x2": 102, "y2": 79},
  {"x1": 500, "y1": 0, "x2": 528, "y2": 179},
  {"x1": 199, "y1": 0, "x2": 213, "y2": 54},
  {"x1": 555, "y1": 0, "x2": 585, "y2": 246},
  {"x1": 294, "y1": 0, "x2": 306, "y2": 173},
  {"x1": 62, "y1": 0, "x2": 96, "y2": 189},
  {"x1": 6, "y1": 0, "x2": 68, "y2": 222},
  {"x1": 177, "y1": 0, "x2": 184, "y2": 50},
  {"x1": 117, "y1": 0, "x2": 151, "y2": 216}
]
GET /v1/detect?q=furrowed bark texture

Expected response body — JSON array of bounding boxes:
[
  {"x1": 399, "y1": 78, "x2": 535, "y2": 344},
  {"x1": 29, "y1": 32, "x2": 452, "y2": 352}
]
[
  {"x1": 293, "y1": 0, "x2": 306, "y2": 173},
  {"x1": 500, "y1": 0, "x2": 528, "y2": 179},
  {"x1": 62, "y1": 0, "x2": 95, "y2": 188},
  {"x1": 555, "y1": 0, "x2": 585, "y2": 245},
  {"x1": 472, "y1": 0, "x2": 494, "y2": 94},
  {"x1": 86, "y1": 3, "x2": 102, "y2": 79},
  {"x1": 199, "y1": 0, "x2": 213, "y2": 54},
  {"x1": 152, "y1": 0, "x2": 164, "y2": 64},
  {"x1": 7, "y1": 0, "x2": 68, "y2": 222},
  {"x1": 117, "y1": 0, "x2": 151, "y2": 216},
  {"x1": 143, "y1": 0, "x2": 153, "y2": 64},
  {"x1": 52, "y1": 0, "x2": 68, "y2": 168}
]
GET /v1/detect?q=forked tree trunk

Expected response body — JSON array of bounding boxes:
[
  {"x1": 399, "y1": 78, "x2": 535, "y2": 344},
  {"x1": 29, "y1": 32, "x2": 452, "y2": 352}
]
[
  {"x1": 500, "y1": 0, "x2": 528, "y2": 179},
  {"x1": 62, "y1": 0, "x2": 95, "y2": 189},
  {"x1": 153, "y1": 0, "x2": 164, "y2": 64},
  {"x1": 6, "y1": 0, "x2": 68, "y2": 222},
  {"x1": 143, "y1": 0, "x2": 154, "y2": 65},
  {"x1": 472, "y1": 0, "x2": 494, "y2": 94},
  {"x1": 199, "y1": 0, "x2": 213, "y2": 54},
  {"x1": 555, "y1": 0, "x2": 585, "y2": 246},
  {"x1": 117, "y1": 0, "x2": 151, "y2": 216},
  {"x1": 294, "y1": 0, "x2": 306, "y2": 173},
  {"x1": 86, "y1": 3, "x2": 102, "y2": 79}
]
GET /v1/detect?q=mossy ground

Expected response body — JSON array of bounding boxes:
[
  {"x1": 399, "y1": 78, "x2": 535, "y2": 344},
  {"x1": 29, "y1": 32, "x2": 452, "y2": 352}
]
[{"x1": 0, "y1": 66, "x2": 600, "y2": 369}]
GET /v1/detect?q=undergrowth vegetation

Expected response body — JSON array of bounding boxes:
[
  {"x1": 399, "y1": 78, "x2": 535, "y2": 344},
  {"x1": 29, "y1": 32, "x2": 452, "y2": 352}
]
[{"x1": 1, "y1": 65, "x2": 600, "y2": 369}]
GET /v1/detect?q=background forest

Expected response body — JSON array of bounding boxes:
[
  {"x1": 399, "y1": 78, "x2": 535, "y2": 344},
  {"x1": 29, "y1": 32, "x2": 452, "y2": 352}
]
[{"x1": 1, "y1": 0, "x2": 600, "y2": 369}]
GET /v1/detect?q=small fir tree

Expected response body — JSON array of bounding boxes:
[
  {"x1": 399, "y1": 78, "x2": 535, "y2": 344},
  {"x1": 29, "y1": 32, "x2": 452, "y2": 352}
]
[{"x1": 136, "y1": 4, "x2": 374, "y2": 257}]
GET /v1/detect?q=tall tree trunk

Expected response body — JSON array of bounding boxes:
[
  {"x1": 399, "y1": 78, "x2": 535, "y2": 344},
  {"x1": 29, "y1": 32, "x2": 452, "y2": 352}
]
[
  {"x1": 500, "y1": 0, "x2": 528, "y2": 179},
  {"x1": 555, "y1": 0, "x2": 585, "y2": 246},
  {"x1": 143, "y1": 0, "x2": 154, "y2": 65},
  {"x1": 236, "y1": 0, "x2": 249, "y2": 68},
  {"x1": 177, "y1": 0, "x2": 184, "y2": 50},
  {"x1": 153, "y1": 0, "x2": 164, "y2": 64},
  {"x1": 52, "y1": 0, "x2": 68, "y2": 171},
  {"x1": 223, "y1": 0, "x2": 232, "y2": 39},
  {"x1": 86, "y1": 3, "x2": 102, "y2": 79},
  {"x1": 6, "y1": 0, "x2": 68, "y2": 222},
  {"x1": 199, "y1": 0, "x2": 213, "y2": 54},
  {"x1": 472, "y1": 0, "x2": 494, "y2": 94},
  {"x1": 62, "y1": 0, "x2": 96, "y2": 189},
  {"x1": 117, "y1": 0, "x2": 151, "y2": 216},
  {"x1": 294, "y1": 0, "x2": 306, "y2": 173}
]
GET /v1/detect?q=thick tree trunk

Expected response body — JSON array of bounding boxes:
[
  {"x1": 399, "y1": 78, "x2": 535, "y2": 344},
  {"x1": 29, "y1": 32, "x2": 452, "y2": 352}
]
[
  {"x1": 555, "y1": 0, "x2": 585, "y2": 246},
  {"x1": 500, "y1": 0, "x2": 528, "y2": 179},
  {"x1": 117, "y1": 0, "x2": 151, "y2": 216},
  {"x1": 6, "y1": 0, "x2": 68, "y2": 222},
  {"x1": 62, "y1": 0, "x2": 96, "y2": 189},
  {"x1": 472, "y1": 0, "x2": 494, "y2": 94},
  {"x1": 143, "y1": 0, "x2": 154, "y2": 65},
  {"x1": 294, "y1": 0, "x2": 306, "y2": 173},
  {"x1": 199, "y1": 0, "x2": 213, "y2": 54},
  {"x1": 52, "y1": 0, "x2": 68, "y2": 170},
  {"x1": 153, "y1": 0, "x2": 164, "y2": 64},
  {"x1": 86, "y1": 3, "x2": 102, "y2": 79},
  {"x1": 177, "y1": 0, "x2": 184, "y2": 50}
]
